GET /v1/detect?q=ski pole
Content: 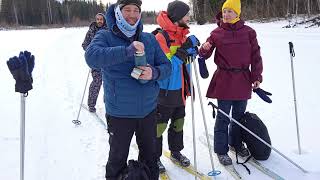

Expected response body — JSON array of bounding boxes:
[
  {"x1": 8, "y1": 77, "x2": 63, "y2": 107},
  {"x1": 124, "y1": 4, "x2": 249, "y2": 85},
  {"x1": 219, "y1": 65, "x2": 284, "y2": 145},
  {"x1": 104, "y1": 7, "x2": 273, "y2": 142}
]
[
  {"x1": 72, "y1": 69, "x2": 90, "y2": 125},
  {"x1": 191, "y1": 57, "x2": 220, "y2": 178},
  {"x1": 289, "y1": 42, "x2": 302, "y2": 155},
  {"x1": 20, "y1": 93, "x2": 26, "y2": 180},
  {"x1": 188, "y1": 56, "x2": 198, "y2": 180},
  {"x1": 209, "y1": 103, "x2": 308, "y2": 173},
  {"x1": 7, "y1": 51, "x2": 35, "y2": 180}
]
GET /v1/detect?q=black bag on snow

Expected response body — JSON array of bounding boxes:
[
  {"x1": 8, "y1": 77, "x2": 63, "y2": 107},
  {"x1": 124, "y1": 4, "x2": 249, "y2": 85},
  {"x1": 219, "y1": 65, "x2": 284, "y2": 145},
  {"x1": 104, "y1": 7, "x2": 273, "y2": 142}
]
[
  {"x1": 240, "y1": 112, "x2": 271, "y2": 160},
  {"x1": 120, "y1": 160, "x2": 151, "y2": 180}
]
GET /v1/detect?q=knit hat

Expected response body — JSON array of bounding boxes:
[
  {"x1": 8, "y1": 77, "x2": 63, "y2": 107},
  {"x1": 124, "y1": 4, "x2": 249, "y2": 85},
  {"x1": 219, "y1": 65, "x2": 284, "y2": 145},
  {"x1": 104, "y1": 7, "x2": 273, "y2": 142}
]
[
  {"x1": 117, "y1": 0, "x2": 142, "y2": 11},
  {"x1": 167, "y1": 0, "x2": 190, "y2": 22},
  {"x1": 222, "y1": 0, "x2": 241, "y2": 16},
  {"x1": 96, "y1": 13, "x2": 106, "y2": 21}
]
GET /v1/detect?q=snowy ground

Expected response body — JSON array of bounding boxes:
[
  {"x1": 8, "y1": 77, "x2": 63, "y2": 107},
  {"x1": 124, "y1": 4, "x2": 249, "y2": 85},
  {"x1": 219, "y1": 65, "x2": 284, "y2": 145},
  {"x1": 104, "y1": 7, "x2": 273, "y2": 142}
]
[{"x1": 1, "y1": 22, "x2": 320, "y2": 180}]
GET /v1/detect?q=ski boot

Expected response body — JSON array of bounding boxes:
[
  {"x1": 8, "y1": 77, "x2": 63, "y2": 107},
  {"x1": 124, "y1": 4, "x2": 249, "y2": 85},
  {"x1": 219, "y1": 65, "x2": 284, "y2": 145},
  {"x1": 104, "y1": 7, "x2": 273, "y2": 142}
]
[
  {"x1": 217, "y1": 154, "x2": 232, "y2": 166},
  {"x1": 170, "y1": 151, "x2": 190, "y2": 167},
  {"x1": 230, "y1": 143, "x2": 250, "y2": 157},
  {"x1": 157, "y1": 159, "x2": 166, "y2": 173},
  {"x1": 88, "y1": 106, "x2": 96, "y2": 113}
]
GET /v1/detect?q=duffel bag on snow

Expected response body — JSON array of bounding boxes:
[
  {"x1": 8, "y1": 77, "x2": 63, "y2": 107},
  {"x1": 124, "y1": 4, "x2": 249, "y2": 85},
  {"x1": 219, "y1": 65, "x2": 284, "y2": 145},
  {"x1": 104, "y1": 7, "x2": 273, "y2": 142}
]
[
  {"x1": 240, "y1": 112, "x2": 271, "y2": 160},
  {"x1": 120, "y1": 160, "x2": 151, "y2": 180}
]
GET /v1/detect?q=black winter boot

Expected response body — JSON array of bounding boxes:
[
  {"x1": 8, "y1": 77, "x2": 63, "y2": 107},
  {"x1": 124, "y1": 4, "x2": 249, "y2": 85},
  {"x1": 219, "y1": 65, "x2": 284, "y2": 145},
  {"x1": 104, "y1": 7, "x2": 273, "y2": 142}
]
[
  {"x1": 170, "y1": 151, "x2": 190, "y2": 167},
  {"x1": 217, "y1": 154, "x2": 232, "y2": 166},
  {"x1": 230, "y1": 143, "x2": 250, "y2": 157},
  {"x1": 157, "y1": 159, "x2": 166, "y2": 173},
  {"x1": 88, "y1": 106, "x2": 96, "y2": 113}
]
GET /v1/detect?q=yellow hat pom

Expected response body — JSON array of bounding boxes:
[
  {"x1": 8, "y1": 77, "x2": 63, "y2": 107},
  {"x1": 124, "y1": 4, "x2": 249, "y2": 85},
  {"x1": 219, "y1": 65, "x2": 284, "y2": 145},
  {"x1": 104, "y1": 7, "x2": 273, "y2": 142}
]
[{"x1": 222, "y1": 0, "x2": 241, "y2": 16}]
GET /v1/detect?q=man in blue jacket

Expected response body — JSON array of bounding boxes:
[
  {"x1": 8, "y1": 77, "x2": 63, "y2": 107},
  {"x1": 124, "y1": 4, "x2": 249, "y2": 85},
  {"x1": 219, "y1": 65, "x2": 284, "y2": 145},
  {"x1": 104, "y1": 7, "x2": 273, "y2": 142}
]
[{"x1": 85, "y1": 0, "x2": 171, "y2": 179}]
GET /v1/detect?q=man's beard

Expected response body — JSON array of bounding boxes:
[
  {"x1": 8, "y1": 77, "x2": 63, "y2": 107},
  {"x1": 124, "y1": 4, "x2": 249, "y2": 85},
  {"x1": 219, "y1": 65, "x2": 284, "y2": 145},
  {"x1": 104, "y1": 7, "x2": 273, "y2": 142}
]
[
  {"x1": 178, "y1": 21, "x2": 189, "y2": 29},
  {"x1": 97, "y1": 22, "x2": 103, "y2": 27}
]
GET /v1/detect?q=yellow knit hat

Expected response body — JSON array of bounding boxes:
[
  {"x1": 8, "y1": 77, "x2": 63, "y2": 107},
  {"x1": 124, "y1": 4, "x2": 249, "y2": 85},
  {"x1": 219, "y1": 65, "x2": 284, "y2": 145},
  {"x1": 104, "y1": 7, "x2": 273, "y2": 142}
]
[{"x1": 222, "y1": 0, "x2": 241, "y2": 16}]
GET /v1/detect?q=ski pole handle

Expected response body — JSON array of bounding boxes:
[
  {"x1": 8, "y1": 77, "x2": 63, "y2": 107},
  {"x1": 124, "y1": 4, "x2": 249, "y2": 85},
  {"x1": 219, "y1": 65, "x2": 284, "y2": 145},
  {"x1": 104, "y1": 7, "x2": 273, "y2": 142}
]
[{"x1": 289, "y1": 42, "x2": 295, "y2": 57}]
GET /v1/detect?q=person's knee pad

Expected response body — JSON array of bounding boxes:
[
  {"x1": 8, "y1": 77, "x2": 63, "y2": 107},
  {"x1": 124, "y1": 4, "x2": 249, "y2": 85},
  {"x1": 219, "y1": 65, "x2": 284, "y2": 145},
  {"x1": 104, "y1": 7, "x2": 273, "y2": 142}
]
[
  {"x1": 157, "y1": 123, "x2": 168, "y2": 137},
  {"x1": 173, "y1": 118, "x2": 184, "y2": 132}
]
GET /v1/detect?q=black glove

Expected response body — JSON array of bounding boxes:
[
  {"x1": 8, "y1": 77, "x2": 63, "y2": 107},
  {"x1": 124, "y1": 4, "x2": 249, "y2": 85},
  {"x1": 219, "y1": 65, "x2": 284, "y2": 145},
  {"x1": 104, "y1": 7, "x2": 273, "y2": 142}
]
[
  {"x1": 181, "y1": 35, "x2": 200, "y2": 49},
  {"x1": 175, "y1": 35, "x2": 200, "y2": 64},
  {"x1": 175, "y1": 47, "x2": 198, "y2": 64},
  {"x1": 253, "y1": 88, "x2": 272, "y2": 103},
  {"x1": 198, "y1": 57, "x2": 209, "y2": 79},
  {"x1": 7, "y1": 53, "x2": 33, "y2": 93},
  {"x1": 23, "y1": 51, "x2": 35, "y2": 76}
]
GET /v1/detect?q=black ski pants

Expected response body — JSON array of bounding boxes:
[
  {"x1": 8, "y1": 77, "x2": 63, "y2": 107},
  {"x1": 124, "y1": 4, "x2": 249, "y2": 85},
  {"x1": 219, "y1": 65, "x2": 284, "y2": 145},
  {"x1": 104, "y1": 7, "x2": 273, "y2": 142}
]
[
  {"x1": 156, "y1": 105, "x2": 185, "y2": 159},
  {"x1": 105, "y1": 110, "x2": 159, "y2": 180}
]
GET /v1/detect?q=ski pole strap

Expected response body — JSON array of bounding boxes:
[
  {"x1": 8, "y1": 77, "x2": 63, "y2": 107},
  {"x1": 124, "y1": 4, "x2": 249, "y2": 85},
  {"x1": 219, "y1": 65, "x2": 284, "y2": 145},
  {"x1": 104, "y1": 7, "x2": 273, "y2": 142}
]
[
  {"x1": 289, "y1": 42, "x2": 295, "y2": 57},
  {"x1": 208, "y1": 102, "x2": 216, "y2": 119},
  {"x1": 236, "y1": 152, "x2": 251, "y2": 175},
  {"x1": 165, "y1": 79, "x2": 170, "y2": 96}
]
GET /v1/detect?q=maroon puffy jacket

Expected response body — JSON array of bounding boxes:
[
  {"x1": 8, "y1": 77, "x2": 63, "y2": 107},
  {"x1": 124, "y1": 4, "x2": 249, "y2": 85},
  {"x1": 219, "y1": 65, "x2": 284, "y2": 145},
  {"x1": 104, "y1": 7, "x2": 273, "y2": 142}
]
[{"x1": 199, "y1": 12, "x2": 263, "y2": 100}]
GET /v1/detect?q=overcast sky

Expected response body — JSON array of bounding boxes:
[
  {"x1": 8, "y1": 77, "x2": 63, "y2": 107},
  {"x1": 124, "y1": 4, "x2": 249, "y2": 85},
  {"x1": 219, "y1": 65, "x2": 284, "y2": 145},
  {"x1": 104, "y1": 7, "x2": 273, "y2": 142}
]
[{"x1": 101, "y1": 0, "x2": 190, "y2": 11}]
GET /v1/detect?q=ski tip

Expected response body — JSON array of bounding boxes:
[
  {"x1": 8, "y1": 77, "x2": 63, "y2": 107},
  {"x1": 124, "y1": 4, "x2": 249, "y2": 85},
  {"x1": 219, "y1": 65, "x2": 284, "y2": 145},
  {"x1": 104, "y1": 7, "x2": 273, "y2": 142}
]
[{"x1": 208, "y1": 170, "x2": 221, "y2": 177}]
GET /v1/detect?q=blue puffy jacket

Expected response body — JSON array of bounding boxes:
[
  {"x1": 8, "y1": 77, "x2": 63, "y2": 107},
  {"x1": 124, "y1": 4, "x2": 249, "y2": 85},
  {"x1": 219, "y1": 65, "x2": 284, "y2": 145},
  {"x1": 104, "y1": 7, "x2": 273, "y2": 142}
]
[{"x1": 85, "y1": 4, "x2": 171, "y2": 118}]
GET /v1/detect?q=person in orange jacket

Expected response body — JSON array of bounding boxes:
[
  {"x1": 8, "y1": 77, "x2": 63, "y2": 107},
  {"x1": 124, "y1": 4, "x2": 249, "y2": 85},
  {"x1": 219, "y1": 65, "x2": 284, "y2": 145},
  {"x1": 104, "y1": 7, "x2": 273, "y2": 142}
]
[{"x1": 154, "y1": 0, "x2": 200, "y2": 173}]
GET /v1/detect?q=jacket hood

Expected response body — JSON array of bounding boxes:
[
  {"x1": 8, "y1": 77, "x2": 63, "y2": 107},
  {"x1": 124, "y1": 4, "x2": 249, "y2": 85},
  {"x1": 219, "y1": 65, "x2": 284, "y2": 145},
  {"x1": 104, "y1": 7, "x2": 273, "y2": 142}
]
[
  {"x1": 89, "y1": 22, "x2": 98, "y2": 29},
  {"x1": 97, "y1": 13, "x2": 106, "y2": 23},
  {"x1": 106, "y1": 4, "x2": 143, "y2": 38},
  {"x1": 156, "y1": 11, "x2": 189, "y2": 37}
]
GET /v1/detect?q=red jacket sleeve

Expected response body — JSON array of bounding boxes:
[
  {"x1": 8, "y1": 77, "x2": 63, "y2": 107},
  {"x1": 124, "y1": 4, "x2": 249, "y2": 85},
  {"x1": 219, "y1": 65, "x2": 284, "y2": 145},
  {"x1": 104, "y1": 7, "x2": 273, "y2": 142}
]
[
  {"x1": 199, "y1": 31, "x2": 216, "y2": 59},
  {"x1": 249, "y1": 28, "x2": 263, "y2": 83}
]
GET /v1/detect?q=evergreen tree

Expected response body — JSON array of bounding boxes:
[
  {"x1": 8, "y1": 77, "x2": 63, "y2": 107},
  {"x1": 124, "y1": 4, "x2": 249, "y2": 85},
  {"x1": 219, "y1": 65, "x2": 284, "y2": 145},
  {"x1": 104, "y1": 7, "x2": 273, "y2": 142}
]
[{"x1": 1, "y1": 0, "x2": 320, "y2": 26}]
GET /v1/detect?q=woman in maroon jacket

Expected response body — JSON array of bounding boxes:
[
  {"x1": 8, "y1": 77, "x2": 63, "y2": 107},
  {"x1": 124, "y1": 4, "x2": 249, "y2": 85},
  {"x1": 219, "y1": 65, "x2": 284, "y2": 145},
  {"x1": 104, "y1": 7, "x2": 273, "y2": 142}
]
[{"x1": 198, "y1": 0, "x2": 263, "y2": 166}]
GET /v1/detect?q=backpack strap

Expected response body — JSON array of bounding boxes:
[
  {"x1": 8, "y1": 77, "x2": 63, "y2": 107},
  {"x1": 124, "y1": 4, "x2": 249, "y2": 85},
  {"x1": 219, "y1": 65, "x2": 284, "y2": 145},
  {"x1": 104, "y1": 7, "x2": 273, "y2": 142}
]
[
  {"x1": 235, "y1": 152, "x2": 252, "y2": 175},
  {"x1": 152, "y1": 28, "x2": 174, "y2": 47},
  {"x1": 160, "y1": 29, "x2": 174, "y2": 47}
]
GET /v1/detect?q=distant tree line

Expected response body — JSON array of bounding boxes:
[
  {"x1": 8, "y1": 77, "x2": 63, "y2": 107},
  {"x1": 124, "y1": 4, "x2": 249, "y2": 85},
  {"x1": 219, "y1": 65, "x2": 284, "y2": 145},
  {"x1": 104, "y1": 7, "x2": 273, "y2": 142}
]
[
  {"x1": 0, "y1": 0, "x2": 106, "y2": 26},
  {"x1": 2, "y1": 0, "x2": 320, "y2": 26},
  {"x1": 142, "y1": 11, "x2": 157, "y2": 24},
  {"x1": 193, "y1": 0, "x2": 320, "y2": 24},
  {"x1": 0, "y1": 0, "x2": 157, "y2": 26}
]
